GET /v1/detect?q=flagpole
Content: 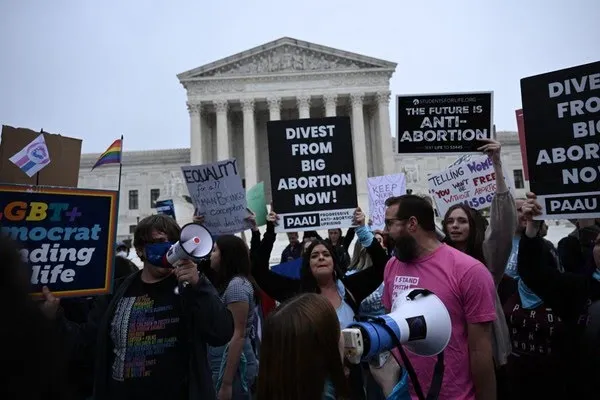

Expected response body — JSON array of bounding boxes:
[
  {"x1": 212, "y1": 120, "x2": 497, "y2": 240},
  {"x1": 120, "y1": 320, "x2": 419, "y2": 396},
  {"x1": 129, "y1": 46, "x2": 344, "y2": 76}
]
[
  {"x1": 117, "y1": 134, "x2": 123, "y2": 192},
  {"x1": 36, "y1": 128, "x2": 45, "y2": 186}
]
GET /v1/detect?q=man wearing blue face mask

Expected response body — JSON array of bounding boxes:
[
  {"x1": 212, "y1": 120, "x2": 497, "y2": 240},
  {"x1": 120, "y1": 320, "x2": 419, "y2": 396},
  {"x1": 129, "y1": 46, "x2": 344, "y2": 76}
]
[{"x1": 42, "y1": 214, "x2": 234, "y2": 400}]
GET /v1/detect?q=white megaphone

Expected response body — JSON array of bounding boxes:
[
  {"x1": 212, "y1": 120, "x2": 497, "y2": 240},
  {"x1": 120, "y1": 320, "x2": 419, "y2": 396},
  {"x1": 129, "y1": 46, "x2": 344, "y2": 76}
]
[
  {"x1": 342, "y1": 288, "x2": 452, "y2": 365},
  {"x1": 146, "y1": 222, "x2": 213, "y2": 294}
]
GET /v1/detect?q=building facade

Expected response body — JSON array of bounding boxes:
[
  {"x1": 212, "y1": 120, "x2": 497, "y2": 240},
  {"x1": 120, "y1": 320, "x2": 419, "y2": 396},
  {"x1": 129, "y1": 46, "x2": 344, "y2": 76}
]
[
  {"x1": 177, "y1": 37, "x2": 398, "y2": 210},
  {"x1": 78, "y1": 131, "x2": 529, "y2": 243},
  {"x1": 78, "y1": 37, "x2": 532, "y2": 249},
  {"x1": 78, "y1": 148, "x2": 192, "y2": 241}
]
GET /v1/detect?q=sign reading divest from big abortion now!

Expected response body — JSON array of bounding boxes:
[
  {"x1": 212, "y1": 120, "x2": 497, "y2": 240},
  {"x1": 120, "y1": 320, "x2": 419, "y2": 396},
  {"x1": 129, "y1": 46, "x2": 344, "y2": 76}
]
[
  {"x1": 427, "y1": 155, "x2": 513, "y2": 218},
  {"x1": 267, "y1": 117, "x2": 358, "y2": 232},
  {"x1": 396, "y1": 92, "x2": 493, "y2": 155},
  {"x1": 0, "y1": 185, "x2": 118, "y2": 298},
  {"x1": 520, "y1": 61, "x2": 600, "y2": 219}
]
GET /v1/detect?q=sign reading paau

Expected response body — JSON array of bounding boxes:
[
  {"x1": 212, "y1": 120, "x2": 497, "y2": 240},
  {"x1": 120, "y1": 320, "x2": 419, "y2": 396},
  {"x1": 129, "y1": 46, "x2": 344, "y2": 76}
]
[
  {"x1": 267, "y1": 117, "x2": 357, "y2": 232},
  {"x1": 520, "y1": 61, "x2": 600, "y2": 219},
  {"x1": 396, "y1": 92, "x2": 493, "y2": 155}
]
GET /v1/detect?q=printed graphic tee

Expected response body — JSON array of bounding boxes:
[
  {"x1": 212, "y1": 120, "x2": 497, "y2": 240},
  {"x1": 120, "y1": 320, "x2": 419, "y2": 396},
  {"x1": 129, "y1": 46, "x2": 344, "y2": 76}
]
[
  {"x1": 109, "y1": 274, "x2": 188, "y2": 400},
  {"x1": 382, "y1": 243, "x2": 496, "y2": 400}
]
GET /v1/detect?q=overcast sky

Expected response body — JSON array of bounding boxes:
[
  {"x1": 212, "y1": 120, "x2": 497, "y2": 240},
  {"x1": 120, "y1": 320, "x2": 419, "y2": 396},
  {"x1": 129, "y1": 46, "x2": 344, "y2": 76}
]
[{"x1": 0, "y1": 0, "x2": 598, "y2": 153}]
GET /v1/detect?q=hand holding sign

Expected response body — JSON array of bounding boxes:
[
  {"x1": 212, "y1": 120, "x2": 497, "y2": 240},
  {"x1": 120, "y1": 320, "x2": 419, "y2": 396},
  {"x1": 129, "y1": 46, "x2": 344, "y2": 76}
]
[
  {"x1": 40, "y1": 286, "x2": 60, "y2": 320},
  {"x1": 245, "y1": 209, "x2": 258, "y2": 231},
  {"x1": 477, "y1": 139, "x2": 502, "y2": 165},
  {"x1": 522, "y1": 192, "x2": 543, "y2": 238},
  {"x1": 353, "y1": 207, "x2": 366, "y2": 226},
  {"x1": 267, "y1": 211, "x2": 279, "y2": 226}
]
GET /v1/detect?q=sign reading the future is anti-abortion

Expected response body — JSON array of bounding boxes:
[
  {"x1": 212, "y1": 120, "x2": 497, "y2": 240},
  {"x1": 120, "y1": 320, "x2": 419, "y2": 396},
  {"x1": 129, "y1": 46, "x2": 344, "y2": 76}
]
[
  {"x1": 396, "y1": 92, "x2": 493, "y2": 155},
  {"x1": 427, "y1": 155, "x2": 514, "y2": 218},
  {"x1": 181, "y1": 159, "x2": 251, "y2": 235},
  {"x1": 267, "y1": 116, "x2": 357, "y2": 232},
  {"x1": 520, "y1": 61, "x2": 600, "y2": 219},
  {"x1": 0, "y1": 185, "x2": 118, "y2": 298}
]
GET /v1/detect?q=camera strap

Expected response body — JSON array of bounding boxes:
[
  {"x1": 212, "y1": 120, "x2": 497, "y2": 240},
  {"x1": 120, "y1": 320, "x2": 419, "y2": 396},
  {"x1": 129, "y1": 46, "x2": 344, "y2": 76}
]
[{"x1": 374, "y1": 321, "x2": 444, "y2": 400}]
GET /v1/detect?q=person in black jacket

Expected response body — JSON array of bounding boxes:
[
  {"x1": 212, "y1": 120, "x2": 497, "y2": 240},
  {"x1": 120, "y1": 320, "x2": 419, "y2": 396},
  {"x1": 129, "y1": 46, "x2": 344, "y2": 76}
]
[
  {"x1": 250, "y1": 208, "x2": 387, "y2": 400},
  {"x1": 0, "y1": 234, "x2": 73, "y2": 400},
  {"x1": 41, "y1": 215, "x2": 234, "y2": 400},
  {"x1": 517, "y1": 193, "x2": 600, "y2": 399}
]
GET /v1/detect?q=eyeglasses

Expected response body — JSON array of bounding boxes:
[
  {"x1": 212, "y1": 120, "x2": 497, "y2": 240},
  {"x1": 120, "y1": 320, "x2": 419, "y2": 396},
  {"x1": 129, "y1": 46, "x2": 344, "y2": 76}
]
[{"x1": 384, "y1": 217, "x2": 409, "y2": 228}]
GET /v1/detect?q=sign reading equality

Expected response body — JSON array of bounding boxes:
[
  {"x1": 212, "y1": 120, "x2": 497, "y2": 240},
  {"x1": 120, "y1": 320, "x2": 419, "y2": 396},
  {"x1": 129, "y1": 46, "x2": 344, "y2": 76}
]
[
  {"x1": 267, "y1": 116, "x2": 358, "y2": 232},
  {"x1": 0, "y1": 185, "x2": 118, "y2": 298},
  {"x1": 396, "y1": 92, "x2": 493, "y2": 155},
  {"x1": 520, "y1": 61, "x2": 600, "y2": 219}
]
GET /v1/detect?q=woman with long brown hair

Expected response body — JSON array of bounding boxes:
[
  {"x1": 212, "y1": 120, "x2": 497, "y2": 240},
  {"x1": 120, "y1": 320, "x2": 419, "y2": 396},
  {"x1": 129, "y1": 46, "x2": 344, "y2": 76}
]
[
  {"x1": 256, "y1": 293, "x2": 350, "y2": 399},
  {"x1": 441, "y1": 139, "x2": 515, "y2": 397}
]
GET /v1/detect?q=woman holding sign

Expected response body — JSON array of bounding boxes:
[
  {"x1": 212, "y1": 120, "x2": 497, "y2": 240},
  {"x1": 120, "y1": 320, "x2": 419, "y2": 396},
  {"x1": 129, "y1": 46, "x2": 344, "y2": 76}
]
[
  {"x1": 251, "y1": 207, "x2": 389, "y2": 399},
  {"x1": 441, "y1": 139, "x2": 516, "y2": 397}
]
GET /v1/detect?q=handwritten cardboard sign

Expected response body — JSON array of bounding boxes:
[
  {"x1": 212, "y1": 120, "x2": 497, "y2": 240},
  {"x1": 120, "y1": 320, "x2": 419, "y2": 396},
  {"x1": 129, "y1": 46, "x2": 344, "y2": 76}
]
[
  {"x1": 367, "y1": 174, "x2": 406, "y2": 231},
  {"x1": 181, "y1": 159, "x2": 251, "y2": 235},
  {"x1": 427, "y1": 155, "x2": 513, "y2": 218}
]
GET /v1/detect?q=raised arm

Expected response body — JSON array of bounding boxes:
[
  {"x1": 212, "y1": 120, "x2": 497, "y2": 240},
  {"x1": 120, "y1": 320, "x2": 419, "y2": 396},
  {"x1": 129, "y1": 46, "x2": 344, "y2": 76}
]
[
  {"x1": 343, "y1": 227, "x2": 356, "y2": 250},
  {"x1": 251, "y1": 213, "x2": 302, "y2": 302},
  {"x1": 479, "y1": 139, "x2": 517, "y2": 286},
  {"x1": 342, "y1": 208, "x2": 389, "y2": 304},
  {"x1": 517, "y1": 193, "x2": 600, "y2": 321}
]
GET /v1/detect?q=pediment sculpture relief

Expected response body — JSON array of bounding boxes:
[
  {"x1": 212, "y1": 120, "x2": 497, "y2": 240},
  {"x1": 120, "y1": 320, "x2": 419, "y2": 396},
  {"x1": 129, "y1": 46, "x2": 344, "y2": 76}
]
[{"x1": 199, "y1": 45, "x2": 378, "y2": 77}]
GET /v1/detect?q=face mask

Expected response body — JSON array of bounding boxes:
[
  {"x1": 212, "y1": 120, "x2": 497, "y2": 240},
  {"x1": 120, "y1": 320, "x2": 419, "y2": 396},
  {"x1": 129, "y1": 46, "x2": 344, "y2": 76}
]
[
  {"x1": 116, "y1": 251, "x2": 128, "y2": 258},
  {"x1": 394, "y1": 234, "x2": 418, "y2": 262},
  {"x1": 144, "y1": 242, "x2": 175, "y2": 268}
]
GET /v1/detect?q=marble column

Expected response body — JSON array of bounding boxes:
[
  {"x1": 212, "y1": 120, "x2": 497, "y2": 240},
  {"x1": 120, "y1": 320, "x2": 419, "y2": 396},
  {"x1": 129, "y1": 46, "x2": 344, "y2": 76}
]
[
  {"x1": 214, "y1": 99, "x2": 230, "y2": 161},
  {"x1": 324, "y1": 94, "x2": 337, "y2": 117},
  {"x1": 242, "y1": 98, "x2": 257, "y2": 189},
  {"x1": 376, "y1": 91, "x2": 394, "y2": 175},
  {"x1": 297, "y1": 94, "x2": 311, "y2": 119},
  {"x1": 267, "y1": 96, "x2": 281, "y2": 121},
  {"x1": 187, "y1": 102, "x2": 202, "y2": 165},
  {"x1": 350, "y1": 93, "x2": 369, "y2": 211}
]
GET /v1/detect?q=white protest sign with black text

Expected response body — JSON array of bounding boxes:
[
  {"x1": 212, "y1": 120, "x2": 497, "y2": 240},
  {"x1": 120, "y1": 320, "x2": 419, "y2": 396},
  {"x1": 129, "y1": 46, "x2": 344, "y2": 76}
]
[
  {"x1": 367, "y1": 174, "x2": 406, "y2": 231},
  {"x1": 427, "y1": 155, "x2": 514, "y2": 218},
  {"x1": 267, "y1": 116, "x2": 358, "y2": 232},
  {"x1": 397, "y1": 92, "x2": 493, "y2": 155},
  {"x1": 520, "y1": 61, "x2": 600, "y2": 219},
  {"x1": 181, "y1": 159, "x2": 251, "y2": 235}
]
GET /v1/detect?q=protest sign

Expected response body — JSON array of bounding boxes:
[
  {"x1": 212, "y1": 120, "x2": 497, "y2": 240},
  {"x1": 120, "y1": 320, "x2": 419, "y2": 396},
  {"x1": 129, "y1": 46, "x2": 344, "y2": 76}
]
[
  {"x1": 427, "y1": 155, "x2": 514, "y2": 218},
  {"x1": 267, "y1": 116, "x2": 357, "y2": 232},
  {"x1": 367, "y1": 174, "x2": 406, "y2": 231},
  {"x1": 520, "y1": 61, "x2": 600, "y2": 219},
  {"x1": 181, "y1": 159, "x2": 251, "y2": 235},
  {"x1": 155, "y1": 199, "x2": 176, "y2": 219},
  {"x1": 515, "y1": 109, "x2": 530, "y2": 180},
  {"x1": 396, "y1": 92, "x2": 493, "y2": 155},
  {"x1": 0, "y1": 185, "x2": 118, "y2": 298},
  {"x1": 247, "y1": 182, "x2": 268, "y2": 227}
]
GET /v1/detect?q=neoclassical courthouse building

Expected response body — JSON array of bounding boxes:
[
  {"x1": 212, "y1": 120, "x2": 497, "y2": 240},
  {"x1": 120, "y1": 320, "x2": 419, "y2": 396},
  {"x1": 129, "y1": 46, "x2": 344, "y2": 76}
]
[{"x1": 78, "y1": 37, "x2": 530, "y2": 241}]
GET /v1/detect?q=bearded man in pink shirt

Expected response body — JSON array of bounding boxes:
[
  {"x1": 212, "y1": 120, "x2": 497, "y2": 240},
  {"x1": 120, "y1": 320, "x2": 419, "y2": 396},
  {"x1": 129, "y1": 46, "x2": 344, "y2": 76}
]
[{"x1": 382, "y1": 195, "x2": 497, "y2": 400}]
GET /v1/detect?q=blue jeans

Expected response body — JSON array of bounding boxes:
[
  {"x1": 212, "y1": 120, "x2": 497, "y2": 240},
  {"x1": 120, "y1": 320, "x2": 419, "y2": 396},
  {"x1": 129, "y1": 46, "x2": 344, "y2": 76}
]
[{"x1": 208, "y1": 340, "x2": 257, "y2": 399}]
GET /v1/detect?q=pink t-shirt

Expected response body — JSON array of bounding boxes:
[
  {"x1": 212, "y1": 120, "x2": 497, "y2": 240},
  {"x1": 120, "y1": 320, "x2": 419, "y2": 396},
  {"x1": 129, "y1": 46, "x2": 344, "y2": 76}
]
[{"x1": 382, "y1": 243, "x2": 496, "y2": 400}]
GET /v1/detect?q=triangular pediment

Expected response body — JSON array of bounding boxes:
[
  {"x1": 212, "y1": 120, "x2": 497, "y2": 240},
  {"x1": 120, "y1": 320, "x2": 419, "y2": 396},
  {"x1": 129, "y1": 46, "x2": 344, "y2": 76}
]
[{"x1": 177, "y1": 37, "x2": 396, "y2": 80}]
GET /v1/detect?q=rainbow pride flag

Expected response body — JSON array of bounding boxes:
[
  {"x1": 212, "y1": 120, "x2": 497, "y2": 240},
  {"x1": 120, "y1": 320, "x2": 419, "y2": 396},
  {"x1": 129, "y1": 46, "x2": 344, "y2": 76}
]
[{"x1": 91, "y1": 139, "x2": 122, "y2": 170}]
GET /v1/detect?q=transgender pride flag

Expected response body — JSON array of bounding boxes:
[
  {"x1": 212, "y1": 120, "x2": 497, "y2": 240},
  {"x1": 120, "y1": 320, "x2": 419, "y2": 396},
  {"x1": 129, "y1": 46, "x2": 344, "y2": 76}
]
[{"x1": 9, "y1": 134, "x2": 51, "y2": 177}]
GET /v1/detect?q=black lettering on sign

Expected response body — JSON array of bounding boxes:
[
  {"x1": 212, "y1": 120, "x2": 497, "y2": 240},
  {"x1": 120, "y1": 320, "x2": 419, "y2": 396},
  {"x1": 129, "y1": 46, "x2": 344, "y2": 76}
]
[{"x1": 283, "y1": 213, "x2": 321, "y2": 229}]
